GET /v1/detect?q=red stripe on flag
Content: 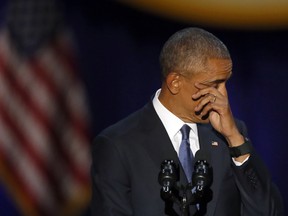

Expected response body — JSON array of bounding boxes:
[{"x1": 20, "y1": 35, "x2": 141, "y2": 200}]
[
  {"x1": 0, "y1": 52, "x2": 90, "y2": 185},
  {"x1": 0, "y1": 100, "x2": 64, "y2": 206},
  {"x1": 27, "y1": 58, "x2": 91, "y2": 183},
  {"x1": 0, "y1": 30, "x2": 91, "y2": 215}
]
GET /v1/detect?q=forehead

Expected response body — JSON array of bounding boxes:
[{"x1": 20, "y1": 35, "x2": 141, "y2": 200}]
[
  {"x1": 205, "y1": 58, "x2": 232, "y2": 73},
  {"x1": 195, "y1": 58, "x2": 232, "y2": 81}
]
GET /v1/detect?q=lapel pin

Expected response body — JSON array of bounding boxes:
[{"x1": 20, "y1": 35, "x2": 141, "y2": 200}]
[{"x1": 211, "y1": 141, "x2": 218, "y2": 146}]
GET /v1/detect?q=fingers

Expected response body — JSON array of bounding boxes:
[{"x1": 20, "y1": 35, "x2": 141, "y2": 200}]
[
  {"x1": 210, "y1": 94, "x2": 216, "y2": 103},
  {"x1": 192, "y1": 82, "x2": 237, "y2": 138},
  {"x1": 194, "y1": 93, "x2": 215, "y2": 108},
  {"x1": 192, "y1": 83, "x2": 226, "y2": 116},
  {"x1": 192, "y1": 83, "x2": 218, "y2": 100},
  {"x1": 194, "y1": 94, "x2": 219, "y2": 116}
]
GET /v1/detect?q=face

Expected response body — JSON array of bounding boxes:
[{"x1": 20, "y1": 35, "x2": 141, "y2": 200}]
[{"x1": 176, "y1": 58, "x2": 232, "y2": 123}]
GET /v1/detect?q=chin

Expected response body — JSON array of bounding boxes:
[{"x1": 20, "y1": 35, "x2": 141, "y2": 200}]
[
  {"x1": 195, "y1": 119, "x2": 210, "y2": 124},
  {"x1": 194, "y1": 114, "x2": 210, "y2": 124}
]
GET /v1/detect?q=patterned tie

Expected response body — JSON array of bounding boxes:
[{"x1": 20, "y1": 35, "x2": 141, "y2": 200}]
[{"x1": 179, "y1": 124, "x2": 194, "y2": 182}]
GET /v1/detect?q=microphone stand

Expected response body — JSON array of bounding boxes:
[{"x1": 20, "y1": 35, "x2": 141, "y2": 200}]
[
  {"x1": 160, "y1": 182, "x2": 201, "y2": 216},
  {"x1": 159, "y1": 159, "x2": 211, "y2": 216},
  {"x1": 179, "y1": 185, "x2": 190, "y2": 216}
]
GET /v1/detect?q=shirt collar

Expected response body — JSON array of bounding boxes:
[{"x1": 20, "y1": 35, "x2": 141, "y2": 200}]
[{"x1": 152, "y1": 89, "x2": 197, "y2": 139}]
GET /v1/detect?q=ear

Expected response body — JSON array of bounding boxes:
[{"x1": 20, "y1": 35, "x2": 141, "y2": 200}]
[{"x1": 166, "y1": 72, "x2": 182, "y2": 94}]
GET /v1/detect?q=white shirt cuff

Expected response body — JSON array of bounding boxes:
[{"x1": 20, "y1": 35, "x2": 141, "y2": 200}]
[{"x1": 232, "y1": 155, "x2": 250, "y2": 166}]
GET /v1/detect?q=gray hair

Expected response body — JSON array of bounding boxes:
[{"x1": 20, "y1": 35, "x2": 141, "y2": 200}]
[{"x1": 159, "y1": 27, "x2": 231, "y2": 78}]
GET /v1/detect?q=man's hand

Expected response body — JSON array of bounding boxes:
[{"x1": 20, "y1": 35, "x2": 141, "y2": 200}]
[
  {"x1": 192, "y1": 82, "x2": 250, "y2": 162},
  {"x1": 192, "y1": 82, "x2": 244, "y2": 147}
]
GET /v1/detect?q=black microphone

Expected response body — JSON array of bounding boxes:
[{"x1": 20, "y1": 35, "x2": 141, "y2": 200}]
[
  {"x1": 158, "y1": 160, "x2": 178, "y2": 193},
  {"x1": 158, "y1": 160, "x2": 181, "y2": 206},
  {"x1": 192, "y1": 150, "x2": 212, "y2": 196}
]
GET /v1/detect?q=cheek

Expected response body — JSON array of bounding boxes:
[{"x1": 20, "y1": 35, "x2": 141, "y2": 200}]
[
  {"x1": 187, "y1": 87, "x2": 198, "y2": 108},
  {"x1": 186, "y1": 94, "x2": 198, "y2": 111},
  {"x1": 181, "y1": 83, "x2": 198, "y2": 110}
]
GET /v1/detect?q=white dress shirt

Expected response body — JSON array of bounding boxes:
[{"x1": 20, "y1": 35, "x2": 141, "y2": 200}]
[
  {"x1": 152, "y1": 89, "x2": 199, "y2": 156},
  {"x1": 152, "y1": 89, "x2": 248, "y2": 166}
]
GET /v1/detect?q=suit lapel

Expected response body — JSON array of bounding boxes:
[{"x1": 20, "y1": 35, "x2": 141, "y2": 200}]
[
  {"x1": 197, "y1": 123, "x2": 229, "y2": 216},
  {"x1": 140, "y1": 103, "x2": 178, "y2": 170},
  {"x1": 139, "y1": 102, "x2": 188, "y2": 185},
  {"x1": 139, "y1": 102, "x2": 231, "y2": 215},
  {"x1": 140, "y1": 102, "x2": 199, "y2": 215}
]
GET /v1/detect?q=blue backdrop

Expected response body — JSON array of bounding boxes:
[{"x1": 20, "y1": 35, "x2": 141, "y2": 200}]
[
  {"x1": 68, "y1": 0, "x2": 288, "y2": 212},
  {"x1": 0, "y1": 0, "x2": 287, "y2": 214},
  {"x1": 68, "y1": 1, "x2": 288, "y2": 212}
]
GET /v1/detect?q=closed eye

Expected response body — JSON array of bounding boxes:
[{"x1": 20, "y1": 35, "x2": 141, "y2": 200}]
[{"x1": 199, "y1": 80, "x2": 224, "y2": 89}]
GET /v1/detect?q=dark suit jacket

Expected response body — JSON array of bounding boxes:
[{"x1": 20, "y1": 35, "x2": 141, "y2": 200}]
[{"x1": 91, "y1": 102, "x2": 283, "y2": 216}]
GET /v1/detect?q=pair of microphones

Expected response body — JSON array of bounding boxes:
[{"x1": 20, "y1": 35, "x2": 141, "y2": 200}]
[{"x1": 158, "y1": 149, "x2": 212, "y2": 205}]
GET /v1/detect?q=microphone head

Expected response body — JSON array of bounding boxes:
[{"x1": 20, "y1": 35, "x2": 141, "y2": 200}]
[
  {"x1": 158, "y1": 160, "x2": 178, "y2": 186},
  {"x1": 193, "y1": 149, "x2": 212, "y2": 188},
  {"x1": 195, "y1": 149, "x2": 210, "y2": 163}
]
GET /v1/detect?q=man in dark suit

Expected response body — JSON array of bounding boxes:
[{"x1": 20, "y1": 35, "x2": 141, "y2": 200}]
[{"x1": 91, "y1": 27, "x2": 283, "y2": 215}]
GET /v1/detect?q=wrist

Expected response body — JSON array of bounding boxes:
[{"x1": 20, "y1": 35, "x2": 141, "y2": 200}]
[
  {"x1": 225, "y1": 132, "x2": 245, "y2": 147},
  {"x1": 229, "y1": 139, "x2": 253, "y2": 158}
]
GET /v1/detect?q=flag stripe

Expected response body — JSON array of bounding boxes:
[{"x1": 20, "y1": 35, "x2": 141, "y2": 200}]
[
  {"x1": 0, "y1": 1, "x2": 91, "y2": 213},
  {"x1": 0, "y1": 120, "x2": 57, "y2": 216},
  {"x1": 0, "y1": 148, "x2": 39, "y2": 216},
  {"x1": 38, "y1": 45, "x2": 90, "y2": 139},
  {"x1": 0, "y1": 99, "x2": 62, "y2": 206},
  {"x1": 28, "y1": 56, "x2": 90, "y2": 183},
  {"x1": 0, "y1": 47, "x2": 89, "y2": 185}
]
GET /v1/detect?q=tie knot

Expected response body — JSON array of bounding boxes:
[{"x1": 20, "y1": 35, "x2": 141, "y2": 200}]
[{"x1": 180, "y1": 124, "x2": 190, "y2": 141}]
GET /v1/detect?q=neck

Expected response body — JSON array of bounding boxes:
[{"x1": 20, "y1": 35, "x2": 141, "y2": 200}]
[{"x1": 159, "y1": 86, "x2": 187, "y2": 121}]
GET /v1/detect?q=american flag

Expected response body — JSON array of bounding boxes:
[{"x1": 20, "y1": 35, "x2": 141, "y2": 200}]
[{"x1": 0, "y1": 0, "x2": 91, "y2": 215}]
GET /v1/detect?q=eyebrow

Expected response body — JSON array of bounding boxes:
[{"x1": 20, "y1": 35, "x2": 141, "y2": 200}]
[
  {"x1": 200, "y1": 72, "x2": 232, "y2": 86},
  {"x1": 201, "y1": 79, "x2": 227, "y2": 85}
]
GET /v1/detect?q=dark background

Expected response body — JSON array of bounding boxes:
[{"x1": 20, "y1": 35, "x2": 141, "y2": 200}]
[
  {"x1": 68, "y1": 0, "x2": 288, "y2": 213},
  {"x1": 69, "y1": 1, "x2": 288, "y2": 213},
  {"x1": 1, "y1": 0, "x2": 288, "y2": 214}
]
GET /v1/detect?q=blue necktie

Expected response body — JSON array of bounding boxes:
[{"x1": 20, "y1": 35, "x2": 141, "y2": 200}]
[{"x1": 179, "y1": 124, "x2": 194, "y2": 182}]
